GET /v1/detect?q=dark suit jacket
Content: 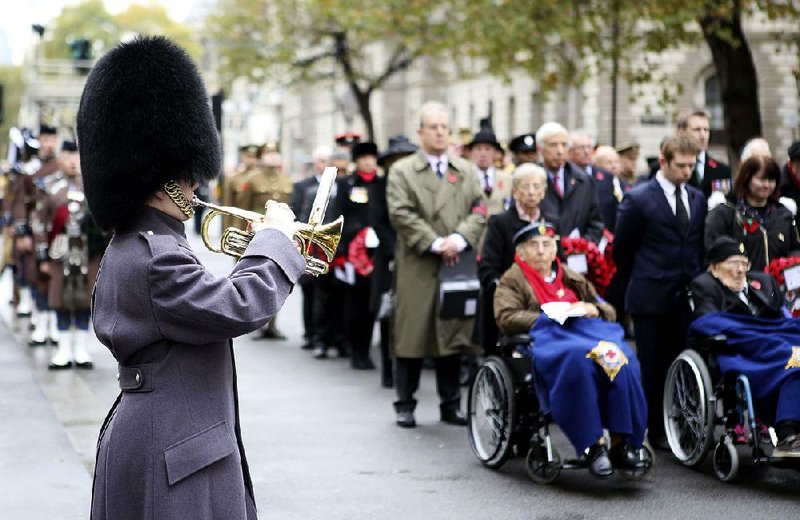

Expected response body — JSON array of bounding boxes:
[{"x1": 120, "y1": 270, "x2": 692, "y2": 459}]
[
  {"x1": 613, "y1": 179, "x2": 707, "y2": 315},
  {"x1": 689, "y1": 271, "x2": 783, "y2": 319},
  {"x1": 591, "y1": 168, "x2": 632, "y2": 231},
  {"x1": 289, "y1": 175, "x2": 320, "y2": 223},
  {"x1": 540, "y1": 162, "x2": 605, "y2": 243}
]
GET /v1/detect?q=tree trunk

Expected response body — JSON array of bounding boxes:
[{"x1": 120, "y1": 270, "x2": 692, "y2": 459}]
[
  {"x1": 352, "y1": 86, "x2": 375, "y2": 142},
  {"x1": 699, "y1": 7, "x2": 762, "y2": 166}
]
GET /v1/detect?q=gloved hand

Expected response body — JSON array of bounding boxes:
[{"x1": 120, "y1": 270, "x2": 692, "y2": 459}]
[{"x1": 251, "y1": 200, "x2": 301, "y2": 240}]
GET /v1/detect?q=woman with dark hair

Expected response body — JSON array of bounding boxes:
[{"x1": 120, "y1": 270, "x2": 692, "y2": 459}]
[{"x1": 705, "y1": 156, "x2": 800, "y2": 270}]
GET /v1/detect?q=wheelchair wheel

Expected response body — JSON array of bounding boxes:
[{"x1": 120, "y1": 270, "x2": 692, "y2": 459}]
[
  {"x1": 619, "y1": 441, "x2": 655, "y2": 481},
  {"x1": 663, "y1": 350, "x2": 716, "y2": 466},
  {"x1": 525, "y1": 435, "x2": 561, "y2": 484},
  {"x1": 712, "y1": 437, "x2": 739, "y2": 482},
  {"x1": 468, "y1": 357, "x2": 516, "y2": 469}
]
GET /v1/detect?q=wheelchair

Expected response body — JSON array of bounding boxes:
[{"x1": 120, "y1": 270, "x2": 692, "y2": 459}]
[
  {"x1": 663, "y1": 335, "x2": 800, "y2": 482},
  {"x1": 467, "y1": 334, "x2": 654, "y2": 484}
]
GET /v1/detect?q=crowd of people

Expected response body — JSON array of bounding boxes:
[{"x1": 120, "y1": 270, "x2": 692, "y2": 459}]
[{"x1": 275, "y1": 101, "x2": 800, "y2": 471}]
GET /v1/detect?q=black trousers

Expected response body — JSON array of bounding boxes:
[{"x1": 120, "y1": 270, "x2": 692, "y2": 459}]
[
  {"x1": 395, "y1": 354, "x2": 461, "y2": 412},
  {"x1": 312, "y1": 271, "x2": 346, "y2": 348},
  {"x1": 632, "y1": 312, "x2": 688, "y2": 440},
  {"x1": 345, "y1": 275, "x2": 375, "y2": 359},
  {"x1": 299, "y1": 276, "x2": 315, "y2": 344}
]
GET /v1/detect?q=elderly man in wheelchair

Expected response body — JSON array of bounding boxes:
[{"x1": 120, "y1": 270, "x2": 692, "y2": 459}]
[
  {"x1": 665, "y1": 236, "x2": 800, "y2": 480},
  {"x1": 473, "y1": 221, "x2": 650, "y2": 481}
]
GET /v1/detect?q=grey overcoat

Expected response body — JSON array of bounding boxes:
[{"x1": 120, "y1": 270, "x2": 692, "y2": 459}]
[
  {"x1": 386, "y1": 151, "x2": 485, "y2": 358},
  {"x1": 90, "y1": 207, "x2": 304, "y2": 519}
]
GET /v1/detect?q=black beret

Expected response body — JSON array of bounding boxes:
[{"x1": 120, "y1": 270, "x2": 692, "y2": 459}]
[
  {"x1": 509, "y1": 133, "x2": 536, "y2": 153},
  {"x1": 352, "y1": 142, "x2": 378, "y2": 161},
  {"x1": 513, "y1": 221, "x2": 558, "y2": 246},
  {"x1": 77, "y1": 36, "x2": 220, "y2": 230},
  {"x1": 61, "y1": 140, "x2": 78, "y2": 152},
  {"x1": 788, "y1": 140, "x2": 800, "y2": 161},
  {"x1": 707, "y1": 236, "x2": 748, "y2": 265},
  {"x1": 39, "y1": 124, "x2": 57, "y2": 135}
]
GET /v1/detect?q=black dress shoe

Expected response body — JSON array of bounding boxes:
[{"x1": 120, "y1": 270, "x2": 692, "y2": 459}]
[
  {"x1": 259, "y1": 328, "x2": 287, "y2": 340},
  {"x1": 48, "y1": 360, "x2": 74, "y2": 370},
  {"x1": 352, "y1": 356, "x2": 376, "y2": 370},
  {"x1": 609, "y1": 442, "x2": 649, "y2": 471},
  {"x1": 300, "y1": 342, "x2": 313, "y2": 350},
  {"x1": 396, "y1": 410, "x2": 416, "y2": 428},
  {"x1": 75, "y1": 360, "x2": 94, "y2": 370},
  {"x1": 585, "y1": 443, "x2": 614, "y2": 479},
  {"x1": 381, "y1": 371, "x2": 393, "y2": 389},
  {"x1": 440, "y1": 409, "x2": 468, "y2": 426},
  {"x1": 312, "y1": 346, "x2": 327, "y2": 359}
]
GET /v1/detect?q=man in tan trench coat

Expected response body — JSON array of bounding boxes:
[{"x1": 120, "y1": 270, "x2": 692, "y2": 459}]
[{"x1": 387, "y1": 101, "x2": 485, "y2": 428}]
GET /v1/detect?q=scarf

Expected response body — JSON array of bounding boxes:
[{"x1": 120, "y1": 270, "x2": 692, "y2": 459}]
[
  {"x1": 514, "y1": 255, "x2": 578, "y2": 304},
  {"x1": 357, "y1": 170, "x2": 377, "y2": 183},
  {"x1": 735, "y1": 198, "x2": 772, "y2": 231}
]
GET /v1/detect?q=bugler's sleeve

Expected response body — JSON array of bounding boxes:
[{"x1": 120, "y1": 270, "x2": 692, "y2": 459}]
[
  {"x1": 147, "y1": 229, "x2": 305, "y2": 344},
  {"x1": 386, "y1": 163, "x2": 440, "y2": 254}
]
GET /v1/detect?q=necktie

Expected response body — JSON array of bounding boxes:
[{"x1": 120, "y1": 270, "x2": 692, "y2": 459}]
[
  {"x1": 483, "y1": 171, "x2": 492, "y2": 195},
  {"x1": 552, "y1": 171, "x2": 563, "y2": 199},
  {"x1": 675, "y1": 187, "x2": 689, "y2": 235},
  {"x1": 436, "y1": 160, "x2": 444, "y2": 179}
]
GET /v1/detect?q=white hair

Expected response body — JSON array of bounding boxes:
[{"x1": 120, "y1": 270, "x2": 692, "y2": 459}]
[
  {"x1": 418, "y1": 101, "x2": 449, "y2": 127},
  {"x1": 312, "y1": 145, "x2": 333, "y2": 162},
  {"x1": 740, "y1": 137, "x2": 772, "y2": 162},
  {"x1": 567, "y1": 130, "x2": 594, "y2": 148},
  {"x1": 536, "y1": 122, "x2": 568, "y2": 147},
  {"x1": 512, "y1": 163, "x2": 547, "y2": 190}
]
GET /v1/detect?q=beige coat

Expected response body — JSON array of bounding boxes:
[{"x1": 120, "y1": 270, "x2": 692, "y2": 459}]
[
  {"x1": 494, "y1": 262, "x2": 616, "y2": 336},
  {"x1": 387, "y1": 151, "x2": 486, "y2": 358}
]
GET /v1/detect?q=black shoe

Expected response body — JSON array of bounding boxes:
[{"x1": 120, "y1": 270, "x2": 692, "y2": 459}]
[
  {"x1": 609, "y1": 442, "x2": 649, "y2": 471},
  {"x1": 440, "y1": 409, "x2": 468, "y2": 426},
  {"x1": 381, "y1": 371, "x2": 394, "y2": 389},
  {"x1": 396, "y1": 410, "x2": 416, "y2": 428},
  {"x1": 260, "y1": 328, "x2": 287, "y2": 340},
  {"x1": 48, "y1": 360, "x2": 74, "y2": 370},
  {"x1": 773, "y1": 434, "x2": 800, "y2": 458},
  {"x1": 312, "y1": 346, "x2": 327, "y2": 359},
  {"x1": 352, "y1": 355, "x2": 376, "y2": 370},
  {"x1": 585, "y1": 443, "x2": 614, "y2": 479},
  {"x1": 300, "y1": 341, "x2": 313, "y2": 350},
  {"x1": 75, "y1": 360, "x2": 94, "y2": 370}
]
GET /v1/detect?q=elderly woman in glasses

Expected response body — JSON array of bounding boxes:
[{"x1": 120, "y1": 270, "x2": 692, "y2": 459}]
[
  {"x1": 690, "y1": 236, "x2": 800, "y2": 457},
  {"x1": 494, "y1": 221, "x2": 648, "y2": 479}
]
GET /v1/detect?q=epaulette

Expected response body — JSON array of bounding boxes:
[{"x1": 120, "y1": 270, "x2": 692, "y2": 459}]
[{"x1": 138, "y1": 232, "x2": 179, "y2": 257}]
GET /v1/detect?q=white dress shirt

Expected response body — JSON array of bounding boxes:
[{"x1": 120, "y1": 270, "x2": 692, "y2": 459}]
[
  {"x1": 696, "y1": 150, "x2": 707, "y2": 182},
  {"x1": 423, "y1": 152, "x2": 449, "y2": 177},
  {"x1": 656, "y1": 171, "x2": 691, "y2": 219}
]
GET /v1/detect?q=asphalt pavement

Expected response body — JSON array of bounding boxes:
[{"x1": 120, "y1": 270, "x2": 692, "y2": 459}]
[{"x1": 1, "y1": 223, "x2": 799, "y2": 519}]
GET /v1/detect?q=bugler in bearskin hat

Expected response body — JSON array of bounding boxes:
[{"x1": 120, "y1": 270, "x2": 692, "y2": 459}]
[{"x1": 77, "y1": 36, "x2": 220, "y2": 230}]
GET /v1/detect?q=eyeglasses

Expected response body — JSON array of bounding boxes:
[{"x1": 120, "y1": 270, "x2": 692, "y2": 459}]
[
  {"x1": 720, "y1": 259, "x2": 751, "y2": 270},
  {"x1": 421, "y1": 123, "x2": 449, "y2": 131}
]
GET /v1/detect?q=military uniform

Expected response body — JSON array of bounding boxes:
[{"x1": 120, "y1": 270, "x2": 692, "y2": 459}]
[{"x1": 78, "y1": 37, "x2": 305, "y2": 519}]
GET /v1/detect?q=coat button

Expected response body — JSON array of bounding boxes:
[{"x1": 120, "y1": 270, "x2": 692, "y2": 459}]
[{"x1": 135, "y1": 373, "x2": 141, "y2": 383}]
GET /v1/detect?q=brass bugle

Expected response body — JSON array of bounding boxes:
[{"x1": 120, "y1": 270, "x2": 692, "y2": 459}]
[{"x1": 192, "y1": 167, "x2": 343, "y2": 276}]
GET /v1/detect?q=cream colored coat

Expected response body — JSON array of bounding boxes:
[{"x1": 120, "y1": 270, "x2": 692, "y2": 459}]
[{"x1": 387, "y1": 151, "x2": 486, "y2": 358}]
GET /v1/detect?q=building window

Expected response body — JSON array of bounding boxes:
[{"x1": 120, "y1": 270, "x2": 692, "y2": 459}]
[
  {"x1": 704, "y1": 74, "x2": 723, "y2": 131},
  {"x1": 507, "y1": 96, "x2": 515, "y2": 139}
]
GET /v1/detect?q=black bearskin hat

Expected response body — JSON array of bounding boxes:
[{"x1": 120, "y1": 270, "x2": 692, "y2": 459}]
[{"x1": 77, "y1": 36, "x2": 220, "y2": 230}]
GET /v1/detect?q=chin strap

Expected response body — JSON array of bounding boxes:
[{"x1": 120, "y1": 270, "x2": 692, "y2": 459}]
[{"x1": 164, "y1": 181, "x2": 195, "y2": 218}]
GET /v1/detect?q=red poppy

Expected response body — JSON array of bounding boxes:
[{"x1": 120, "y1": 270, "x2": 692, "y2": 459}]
[
  {"x1": 742, "y1": 218, "x2": 759, "y2": 234},
  {"x1": 595, "y1": 172, "x2": 605, "y2": 181},
  {"x1": 447, "y1": 172, "x2": 457, "y2": 183},
  {"x1": 708, "y1": 159, "x2": 718, "y2": 168}
]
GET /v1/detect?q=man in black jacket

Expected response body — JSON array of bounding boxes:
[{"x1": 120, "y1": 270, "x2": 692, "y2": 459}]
[{"x1": 537, "y1": 122, "x2": 604, "y2": 243}]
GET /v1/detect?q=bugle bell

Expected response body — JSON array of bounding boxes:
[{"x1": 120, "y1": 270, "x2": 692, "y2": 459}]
[{"x1": 194, "y1": 167, "x2": 343, "y2": 276}]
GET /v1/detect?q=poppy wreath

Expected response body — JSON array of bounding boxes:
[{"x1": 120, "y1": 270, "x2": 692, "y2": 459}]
[
  {"x1": 560, "y1": 236, "x2": 615, "y2": 296},
  {"x1": 348, "y1": 227, "x2": 374, "y2": 276},
  {"x1": 764, "y1": 256, "x2": 800, "y2": 286}
]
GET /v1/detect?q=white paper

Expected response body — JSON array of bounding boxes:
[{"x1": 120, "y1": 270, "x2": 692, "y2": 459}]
[
  {"x1": 334, "y1": 262, "x2": 356, "y2": 286},
  {"x1": 597, "y1": 236, "x2": 609, "y2": 255},
  {"x1": 464, "y1": 298, "x2": 477, "y2": 317},
  {"x1": 364, "y1": 227, "x2": 380, "y2": 248},
  {"x1": 540, "y1": 301, "x2": 587, "y2": 325},
  {"x1": 784, "y1": 265, "x2": 800, "y2": 291},
  {"x1": 566, "y1": 254, "x2": 589, "y2": 274},
  {"x1": 568, "y1": 228, "x2": 581, "y2": 239}
]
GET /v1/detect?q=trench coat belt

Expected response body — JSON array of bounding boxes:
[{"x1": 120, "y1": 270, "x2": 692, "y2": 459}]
[{"x1": 117, "y1": 363, "x2": 153, "y2": 392}]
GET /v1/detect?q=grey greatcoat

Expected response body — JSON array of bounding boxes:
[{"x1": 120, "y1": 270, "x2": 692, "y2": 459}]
[
  {"x1": 386, "y1": 151, "x2": 486, "y2": 358},
  {"x1": 90, "y1": 208, "x2": 304, "y2": 520}
]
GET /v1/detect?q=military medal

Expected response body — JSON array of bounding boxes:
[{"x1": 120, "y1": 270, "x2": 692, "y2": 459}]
[
  {"x1": 557, "y1": 288, "x2": 565, "y2": 298},
  {"x1": 779, "y1": 232, "x2": 785, "y2": 242},
  {"x1": 349, "y1": 186, "x2": 369, "y2": 203}
]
